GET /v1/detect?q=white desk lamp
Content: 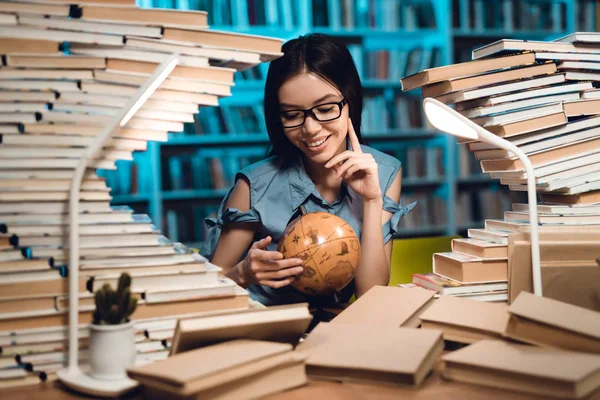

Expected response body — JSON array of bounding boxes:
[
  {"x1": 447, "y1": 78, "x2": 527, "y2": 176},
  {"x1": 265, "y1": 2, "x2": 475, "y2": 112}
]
[
  {"x1": 57, "y1": 53, "x2": 179, "y2": 397},
  {"x1": 422, "y1": 97, "x2": 542, "y2": 296}
]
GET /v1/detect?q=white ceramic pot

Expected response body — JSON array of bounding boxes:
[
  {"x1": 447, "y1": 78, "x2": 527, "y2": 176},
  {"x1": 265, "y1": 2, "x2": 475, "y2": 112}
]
[{"x1": 89, "y1": 321, "x2": 136, "y2": 380}]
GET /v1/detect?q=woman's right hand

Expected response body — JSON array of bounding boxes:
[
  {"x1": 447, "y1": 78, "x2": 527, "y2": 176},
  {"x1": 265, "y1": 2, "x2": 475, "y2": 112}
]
[{"x1": 235, "y1": 236, "x2": 304, "y2": 289}]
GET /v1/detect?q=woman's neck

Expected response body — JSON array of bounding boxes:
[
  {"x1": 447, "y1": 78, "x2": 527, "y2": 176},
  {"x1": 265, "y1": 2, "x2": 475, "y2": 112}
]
[{"x1": 303, "y1": 156, "x2": 338, "y2": 187}]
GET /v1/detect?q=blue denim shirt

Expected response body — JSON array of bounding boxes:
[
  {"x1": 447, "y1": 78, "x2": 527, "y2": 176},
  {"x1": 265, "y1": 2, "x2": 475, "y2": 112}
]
[{"x1": 201, "y1": 144, "x2": 416, "y2": 306}]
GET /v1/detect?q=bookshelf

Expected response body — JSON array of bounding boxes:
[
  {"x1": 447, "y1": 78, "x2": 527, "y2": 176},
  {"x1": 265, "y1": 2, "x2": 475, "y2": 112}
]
[{"x1": 106, "y1": 0, "x2": 588, "y2": 247}]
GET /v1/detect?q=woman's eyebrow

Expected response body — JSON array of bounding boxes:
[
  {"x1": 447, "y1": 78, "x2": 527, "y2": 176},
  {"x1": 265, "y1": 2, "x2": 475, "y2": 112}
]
[{"x1": 280, "y1": 93, "x2": 340, "y2": 108}]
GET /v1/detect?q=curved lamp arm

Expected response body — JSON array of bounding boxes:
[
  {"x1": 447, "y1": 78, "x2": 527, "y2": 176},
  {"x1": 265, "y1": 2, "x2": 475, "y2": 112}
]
[
  {"x1": 423, "y1": 97, "x2": 542, "y2": 296},
  {"x1": 67, "y1": 54, "x2": 179, "y2": 373}
]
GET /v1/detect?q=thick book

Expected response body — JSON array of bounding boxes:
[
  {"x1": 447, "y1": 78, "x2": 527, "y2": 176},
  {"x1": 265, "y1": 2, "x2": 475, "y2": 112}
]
[
  {"x1": 435, "y1": 74, "x2": 565, "y2": 104},
  {"x1": 433, "y1": 252, "x2": 508, "y2": 283},
  {"x1": 474, "y1": 125, "x2": 600, "y2": 161},
  {"x1": 162, "y1": 28, "x2": 284, "y2": 54},
  {"x1": 471, "y1": 114, "x2": 600, "y2": 151},
  {"x1": 0, "y1": 288, "x2": 249, "y2": 332},
  {"x1": 471, "y1": 102, "x2": 564, "y2": 128},
  {"x1": 141, "y1": 277, "x2": 238, "y2": 304},
  {"x1": 472, "y1": 39, "x2": 600, "y2": 59},
  {"x1": 0, "y1": 38, "x2": 61, "y2": 54},
  {"x1": 505, "y1": 211, "x2": 600, "y2": 225},
  {"x1": 123, "y1": 36, "x2": 266, "y2": 65},
  {"x1": 330, "y1": 285, "x2": 435, "y2": 328},
  {"x1": 505, "y1": 291, "x2": 600, "y2": 354},
  {"x1": 80, "y1": 81, "x2": 219, "y2": 106},
  {"x1": 563, "y1": 98, "x2": 600, "y2": 117},
  {"x1": 77, "y1": 5, "x2": 208, "y2": 28},
  {"x1": 1, "y1": 134, "x2": 148, "y2": 151},
  {"x1": 296, "y1": 322, "x2": 443, "y2": 386},
  {"x1": 412, "y1": 273, "x2": 508, "y2": 296},
  {"x1": 0, "y1": 258, "x2": 54, "y2": 274},
  {"x1": 0, "y1": 25, "x2": 123, "y2": 46},
  {"x1": 18, "y1": 15, "x2": 163, "y2": 38},
  {"x1": 460, "y1": 92, "x2": 578, "y2": 120},
  {"x1": 536, "y1": 51, "x2": 600, "y2": 62},
  {"x1": 170, "y1": 303, "x2": 312, "y2": 354},
  {"x1": 419, "y1": 295, "x2": 509, "y2": 343},
  {"x1": 33, "y1": 244, "x2": 177, "y2": 263},
  {"x1": 422, "y1": 62, "x2": 556, "y2": 98},
  {"x1": 456, "y1": 82, "x2": 592, "y2": 110},
  {"x1": 451, "y1": 238, "x2": 507, "y2": 259},
  {"x1": 23, "y1": 123, "x2": 169, "y2": 142},
  {"x1": 68, "y1": 45, "x2": 209, "y2": 68},
  {"x1": 105, "y1": 58, "x2": 235, "y2": 83},
  {"x1": 57, "y1": 91, "x2": 202, "y2": 113},
  {"x1": 127, "y1": 340, "x2": 306, "y2": 400},
  {"x1": 486, "y1": 111, "x2": 567, "y2": 138},
  {"x1": 86, "y1": 263, "x2": 221, "y2": 293},
  {"x1": 553, "y1": 32, "x2": 600, "y2": 44},
  {"x1": 442, "y1": 340, "x2": 600, "y2": 399},
  {"x1": 480, "y1": 136, "x2": 600, "y2": 173},
  {"x1": 93, "y1": 70, "x2": 232, "y2": 97},
  {"x1": 400, "y1": 52, "x2": 535, "y2": 91},
  {"x1": 0, "y1": 1, "x2": 69, "y2": 17},
  {"x1": 467, "y1": 228, "x2": 509, "y2": 244},
  {"x1": 512, "y1": 202, "x2": 600, "y2": 215},
  {"x1": 558, "y1": 60, "x2": 600, "y2": 71},
  {"x1": 540, "y1": 189, "x2": 600, "y2": 205}
]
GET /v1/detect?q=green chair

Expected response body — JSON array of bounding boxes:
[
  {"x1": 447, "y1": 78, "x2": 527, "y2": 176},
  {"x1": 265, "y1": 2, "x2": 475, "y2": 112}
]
[{"x1": 389, "y1": 236, "x2": 459, "y2": 286}]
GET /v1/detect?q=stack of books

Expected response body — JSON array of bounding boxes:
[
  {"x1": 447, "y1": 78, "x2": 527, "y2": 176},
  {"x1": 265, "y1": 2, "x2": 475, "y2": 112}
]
[
  {"x1": 401, "y1": 33, "x2": 600, "y2": 302},
  {"x1": 0, "y1": 0, "x2": 283, "y2": 388},
  {"x1": 400, "y1": 33, "x2": 600, "y2": 211},
  {"x1": 411, "y1": 237, "x2": 508, "y2": 302},
  {"x1": 437, "y1": 291, "x2": 600, "y2": 398},
  {"x1": 127, "y1": 340, "x2": 308, "y2": 400}
]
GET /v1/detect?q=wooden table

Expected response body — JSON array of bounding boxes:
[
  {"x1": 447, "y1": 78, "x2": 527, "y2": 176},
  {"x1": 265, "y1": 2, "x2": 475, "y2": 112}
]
[{"x1": 3, "y1": 366, "x2": 599, "y2": 400}]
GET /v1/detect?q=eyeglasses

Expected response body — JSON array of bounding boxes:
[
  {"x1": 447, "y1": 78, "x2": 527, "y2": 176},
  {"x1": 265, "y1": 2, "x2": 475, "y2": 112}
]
[{"x1": 280, "y1": 98, "x2": 347, "y2": 128}]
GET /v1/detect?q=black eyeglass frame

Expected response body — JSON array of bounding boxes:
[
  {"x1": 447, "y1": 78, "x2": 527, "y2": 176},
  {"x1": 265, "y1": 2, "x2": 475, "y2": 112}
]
[{"x1": 280, "y1": 98, "x2": 348, "y2": 128}]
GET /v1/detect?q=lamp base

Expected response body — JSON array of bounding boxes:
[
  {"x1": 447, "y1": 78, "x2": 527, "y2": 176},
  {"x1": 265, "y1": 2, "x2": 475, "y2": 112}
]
[{"x1": 57, "y1": 367, "x2": 138, "y2": 397}]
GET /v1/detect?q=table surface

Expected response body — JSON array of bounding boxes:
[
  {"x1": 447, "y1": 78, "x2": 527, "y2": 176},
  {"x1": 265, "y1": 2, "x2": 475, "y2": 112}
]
[{"x1": 2, "y1": 363, "x2": 599, "y2": 400}]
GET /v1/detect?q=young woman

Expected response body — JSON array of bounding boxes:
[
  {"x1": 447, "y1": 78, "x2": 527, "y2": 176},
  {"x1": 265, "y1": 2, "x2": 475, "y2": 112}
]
[{"x1": 202, "y1": 33, "x2": 415, "y2": 307}]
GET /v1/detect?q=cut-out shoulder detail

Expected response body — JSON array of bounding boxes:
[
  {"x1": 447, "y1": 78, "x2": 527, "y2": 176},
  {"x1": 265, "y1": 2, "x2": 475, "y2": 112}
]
[{"x1": 225, "y1": 175, "x2": 251, "y2": 213}]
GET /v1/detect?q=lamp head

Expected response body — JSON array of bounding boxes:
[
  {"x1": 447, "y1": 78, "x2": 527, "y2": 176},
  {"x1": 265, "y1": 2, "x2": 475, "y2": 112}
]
[{"x1": 423, "y1": 97, "x2": 479, "y2": 141}]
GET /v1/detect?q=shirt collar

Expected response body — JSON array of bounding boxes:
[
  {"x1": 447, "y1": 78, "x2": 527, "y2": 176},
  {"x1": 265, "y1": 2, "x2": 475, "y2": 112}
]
[{"x1": 288, "y1": 154, "x2": 355, "y2": 211}]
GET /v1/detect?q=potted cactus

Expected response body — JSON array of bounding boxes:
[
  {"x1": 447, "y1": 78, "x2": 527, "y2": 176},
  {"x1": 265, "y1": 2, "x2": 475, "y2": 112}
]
[{"x1": 89, "y1": 273, "x2": 138, "y2": 380}]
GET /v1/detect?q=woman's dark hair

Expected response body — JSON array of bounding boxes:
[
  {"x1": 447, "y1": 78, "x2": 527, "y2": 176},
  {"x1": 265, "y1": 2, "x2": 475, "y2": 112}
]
[{"x1": 263, "y1": 33, "x2": 364, "y2": 158}]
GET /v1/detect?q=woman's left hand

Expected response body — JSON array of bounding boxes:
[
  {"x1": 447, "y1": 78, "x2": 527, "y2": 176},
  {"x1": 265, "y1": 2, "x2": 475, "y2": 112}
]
[{"x1": 325, "y1": 118, "x2": 382, "y2": 202}]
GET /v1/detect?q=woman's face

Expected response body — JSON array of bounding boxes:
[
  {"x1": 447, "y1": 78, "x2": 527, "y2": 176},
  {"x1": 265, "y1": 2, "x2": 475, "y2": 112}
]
[{"x1": 278, "y1": 72, "x2": 349, "y2": 165}]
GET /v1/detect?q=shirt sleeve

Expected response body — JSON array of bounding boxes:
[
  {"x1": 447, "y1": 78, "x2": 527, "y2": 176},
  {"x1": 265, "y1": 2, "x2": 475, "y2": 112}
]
[{"x1": 381, "y1": 195, "x2": 418, "y2": 244}]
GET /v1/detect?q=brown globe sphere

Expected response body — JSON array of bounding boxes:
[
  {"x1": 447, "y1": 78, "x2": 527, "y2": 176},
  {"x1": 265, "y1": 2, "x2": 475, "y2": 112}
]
[{"x1": 277, "y1": 212, "x2": 360, "y2": 296}]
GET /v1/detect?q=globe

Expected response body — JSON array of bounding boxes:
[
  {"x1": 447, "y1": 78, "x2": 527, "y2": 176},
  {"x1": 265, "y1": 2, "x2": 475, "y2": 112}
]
[{"x1": 277, "y1": 212, "x2": 360, "y2": 296}]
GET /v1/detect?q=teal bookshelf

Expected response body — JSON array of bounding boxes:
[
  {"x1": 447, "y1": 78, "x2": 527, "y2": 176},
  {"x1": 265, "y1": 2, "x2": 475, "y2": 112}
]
[{"x1": 103, "y1": 0, "x2": 587, "y2": 247}]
